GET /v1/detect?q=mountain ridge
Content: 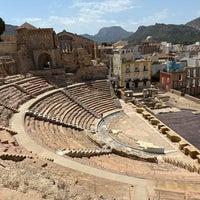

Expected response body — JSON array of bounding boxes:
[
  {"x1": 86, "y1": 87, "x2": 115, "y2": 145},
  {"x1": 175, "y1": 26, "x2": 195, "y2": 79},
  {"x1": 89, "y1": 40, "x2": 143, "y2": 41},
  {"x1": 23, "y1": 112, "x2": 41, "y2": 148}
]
[
  {"x1": 2, "y1": 16, "x2": 200, "y2": 45},
  {"x1": 186, "y1": 16, "x2": 200, "y2": 31},
  {"x1": 127, "y1": 22, "x2": 200, "y2": 45},
  {"x1": 2, "y1": 24, "x2": 18, "y2": 36},
  {"x1": 81, "y1": 26, "x2": 133, "y2": 44}
]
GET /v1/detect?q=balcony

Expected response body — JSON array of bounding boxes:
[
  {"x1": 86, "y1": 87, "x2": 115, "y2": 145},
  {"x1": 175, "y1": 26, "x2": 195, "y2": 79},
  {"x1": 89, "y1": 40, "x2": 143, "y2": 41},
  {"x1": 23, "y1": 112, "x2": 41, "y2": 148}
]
[{"x1": 134, "y1": 68, "x2": 139, "y2": 72}]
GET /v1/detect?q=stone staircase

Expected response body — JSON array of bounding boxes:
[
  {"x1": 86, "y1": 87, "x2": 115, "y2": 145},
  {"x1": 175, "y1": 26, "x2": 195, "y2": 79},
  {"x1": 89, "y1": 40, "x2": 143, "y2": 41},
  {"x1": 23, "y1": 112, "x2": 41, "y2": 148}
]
[
  {"x1": 0, "y1": 125, "x2": 18, "y2": 135},
  {"x1": 0, "y1": 152, "x2": 33, "y2": 162},
  {"x1": 63, "y1": 90, "x2": 101, "y2": 119},
  {"x1": 0, "y1": 101, "x2": 19, "y2": 113},
  {"x1": 56, "y1": 148, "x2": 112, "y2": 158}
]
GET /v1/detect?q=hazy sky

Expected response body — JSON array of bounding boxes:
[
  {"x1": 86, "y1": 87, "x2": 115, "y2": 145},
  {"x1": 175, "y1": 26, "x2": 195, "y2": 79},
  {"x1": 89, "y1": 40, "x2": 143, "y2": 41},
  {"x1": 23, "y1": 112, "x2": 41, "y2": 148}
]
[{"x1": 1, "y1": 0, "x2": 200, "y2": 35}]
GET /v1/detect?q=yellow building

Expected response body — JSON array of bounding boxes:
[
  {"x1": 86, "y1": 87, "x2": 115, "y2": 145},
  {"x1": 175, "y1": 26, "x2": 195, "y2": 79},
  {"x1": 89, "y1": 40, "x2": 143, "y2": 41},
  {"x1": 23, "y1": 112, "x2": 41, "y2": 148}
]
[{"x1": 113, "y1": 49, "x2": 151, "y2": 89}]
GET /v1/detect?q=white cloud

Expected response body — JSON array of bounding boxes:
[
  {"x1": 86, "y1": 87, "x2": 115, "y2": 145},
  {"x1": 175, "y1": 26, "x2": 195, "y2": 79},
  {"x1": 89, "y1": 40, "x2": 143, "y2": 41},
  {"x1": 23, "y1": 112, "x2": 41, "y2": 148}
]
[
  {"x1": 24, "y1": 17, "x2": 42, "y2": 22},
  {"x1": 73, "y1": 0, "x2": 134, "y2": 13},
  {"x1": 6, "y1": 0, "x2": 142, "y2": 34},
  {"x1": 139, "y1": 9, "x2": 169, "y2": 25},
  {"x1": 8, "y1": 0, "x2": 148, "y2": 34},
  {"x1": 72, "y1": 0, "x2": 136, "y2": 23},
  {"x1": 58, "y1": 0, "x2": 141, "y2": 34},
  {"x1": 10, "y1": 16, "x2": 76, "y2": 33},
  {"x1": 48, "y1": 16, "x2": 76, "y2": 25}
]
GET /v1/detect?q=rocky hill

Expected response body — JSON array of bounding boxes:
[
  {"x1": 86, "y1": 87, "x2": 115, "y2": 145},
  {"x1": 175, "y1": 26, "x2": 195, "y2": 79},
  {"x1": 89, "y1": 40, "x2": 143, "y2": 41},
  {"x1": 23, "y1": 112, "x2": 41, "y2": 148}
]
[
  {"x1": 2, "y1": 24, "x2": 18, "y2": 36},
  {"x1": 2, "y1": 24, "x2": 132, "y2": 44},
  {"x1": 186, "y1": 17, "x2": 200, "y2": 31},
  {"x1": 127, "y1": 23, "x2": 200, "y2": 45},
  {"x1": 81, "y1": 26, "x2": 133, "y2": 44},
  {"x1": 3, "y1": 18, "x2": 200, "y2": 45}
]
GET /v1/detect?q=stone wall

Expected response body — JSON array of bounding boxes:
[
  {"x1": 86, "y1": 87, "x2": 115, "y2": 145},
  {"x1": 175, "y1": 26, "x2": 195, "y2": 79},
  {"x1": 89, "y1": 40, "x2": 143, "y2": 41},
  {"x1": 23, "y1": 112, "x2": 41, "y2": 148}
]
[
  {"x1": 0, "y1": 56, "x2": 18, "y2": 76},
  {"x1": 171, "y1": 89, "x2": 200, "y2": 104},
  {"x1": 0, "y1": 23, "x2": 106, "y2": 82},
  {"x1": 0, "y1": 41, "x2": 17, "y2": 54},
  {"x1": 57, "y1": 30, "x2": 96, "y2": 60},
  {"x1": 184, "y1": 94, "x2": 200, "y2": 104},
  {"x1": 17, "y1": 28, "x2": 57, "y2": 50}
]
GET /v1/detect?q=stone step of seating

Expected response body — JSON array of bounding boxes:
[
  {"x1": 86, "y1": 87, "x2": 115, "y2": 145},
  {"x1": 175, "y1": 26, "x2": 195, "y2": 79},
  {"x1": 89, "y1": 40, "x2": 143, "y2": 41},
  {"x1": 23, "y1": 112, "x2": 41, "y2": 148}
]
[
  {"x1": 0, "y1": 125, "x2": 18, "y2": 135},
  {"x1": 163, "y1": 156, "x2": 200, "y2": 174},
  {"x1": 25, "y1": 109, "x2": 84, "y2": 131},
  {"x1": 0, "y1": 152, "x2": 32, "y2": 162},
  {"x1": 63, "y1": 90, "x2": 101, "y2": 119},
  {"x1": 150, "y1": 118, "x2": 160, "y2": 125},
  {"x1": 165, "y1": 130, "x2": 181, "y2": 143},
  {"x1": 136, "y1": 107, "x2": 144, "y2": 113},
  {"x1": 13, "y1": 83, "x2": 33, "y2": 97},
  {"x1": 0, "y1": 102, "x2": 19, "y2": 113},
  {"x1": 183, "y1": 145, "x2": 200, "y2": 159},
  {"x1": 56, "y1": 148, "x2": 112, "y2": 158}
]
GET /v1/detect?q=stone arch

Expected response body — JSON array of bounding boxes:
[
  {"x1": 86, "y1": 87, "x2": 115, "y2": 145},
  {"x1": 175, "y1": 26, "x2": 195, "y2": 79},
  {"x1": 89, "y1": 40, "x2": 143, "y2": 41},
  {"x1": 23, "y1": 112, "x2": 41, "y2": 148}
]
[{"x1": 37, "y1": 53, "x2": 52, "y2": 69}]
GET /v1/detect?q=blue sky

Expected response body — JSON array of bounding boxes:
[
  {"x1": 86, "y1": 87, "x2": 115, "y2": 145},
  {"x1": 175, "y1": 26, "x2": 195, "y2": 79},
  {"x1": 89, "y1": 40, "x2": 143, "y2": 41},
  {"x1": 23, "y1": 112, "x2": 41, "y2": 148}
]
[{"x1": 1, "y1": 0, "x2": 200, "y2": 35}]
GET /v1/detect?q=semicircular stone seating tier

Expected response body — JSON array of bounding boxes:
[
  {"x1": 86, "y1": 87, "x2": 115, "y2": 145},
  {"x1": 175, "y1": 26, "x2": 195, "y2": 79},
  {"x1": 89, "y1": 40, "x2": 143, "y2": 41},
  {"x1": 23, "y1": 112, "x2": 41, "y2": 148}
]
[
  {"x1": 17, "y1": 76, "x2": 55, "y2": 96},
  {"x1": 0, "y1": 85, "x2": 31, "y2": 127},
  {"x1": 65, "y1": 80, "x2": 119, "y2": 116},
  {"x1": 24, "y1": 79, "x2": 121, "y2": 152},
  {"x1": 28, "y1": 90, "x2": 97, "y2": 130},
  {"x1": 25, "y1": 115, "x2": 99, "y2": 152}
]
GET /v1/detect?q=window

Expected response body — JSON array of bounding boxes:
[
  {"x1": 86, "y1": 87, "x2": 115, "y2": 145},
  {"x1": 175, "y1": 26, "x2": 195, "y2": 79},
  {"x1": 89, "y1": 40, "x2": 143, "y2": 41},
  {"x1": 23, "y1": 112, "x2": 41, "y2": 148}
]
[
  {"x1": 125, "y1": 67, "x2": 130, "y2": 73},
  {"x1": 61, "y1": 42, "x2": 71, "y2": 54},
  {"x1": 167, "y1": 77, "x2": 170, "y2": 83},
  {"x1": 193, "y1": 79, "x2": 195, "y2": 87},
  {"x1": 187, "y1": 69, "x2": 190, "y2": 77},
  {"x1": 143, "y1": 65, "x2": 148, "y2": 71},
  {"x1": 143, "y1": 76, "x2": 148, "y2": 86},
  {"x1": 179, "y1": 74, "x2": 182, "y2": 81},
  {"x1": 135, "y1": 67, "x2": 139, "y2": 72},
  {"x1": 161, "y1": 77, "x2": 164, "y2": 85},
  {"x1": 193, "y1": 69, "x2": 196, "y2": 77},
  {"x1": 187, "y1": 80, "x2": 189, "y2": 88},
  {"x1": 190, "y1": 69, "x2": 193, "y2": 77},
  {"x1": 125, "y1": 77, "x2": 131, "y2": 82}
]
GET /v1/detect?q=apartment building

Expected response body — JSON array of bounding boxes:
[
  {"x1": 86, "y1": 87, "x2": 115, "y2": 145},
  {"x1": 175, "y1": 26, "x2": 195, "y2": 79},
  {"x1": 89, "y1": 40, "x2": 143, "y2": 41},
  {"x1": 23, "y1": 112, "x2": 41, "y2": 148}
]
[
  {"x1": 160, "y1": 57, "x2": 200, "y2": 97},
  {"x1": 113, "y1": 48, "x2": 151, "y2": 89}
]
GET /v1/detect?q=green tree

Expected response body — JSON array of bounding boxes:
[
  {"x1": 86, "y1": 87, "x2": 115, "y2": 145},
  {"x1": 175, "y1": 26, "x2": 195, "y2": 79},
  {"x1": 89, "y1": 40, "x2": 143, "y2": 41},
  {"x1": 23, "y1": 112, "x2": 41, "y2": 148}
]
[{"x1": 0, "y1": 17, "x2": 5, "y2": 41}]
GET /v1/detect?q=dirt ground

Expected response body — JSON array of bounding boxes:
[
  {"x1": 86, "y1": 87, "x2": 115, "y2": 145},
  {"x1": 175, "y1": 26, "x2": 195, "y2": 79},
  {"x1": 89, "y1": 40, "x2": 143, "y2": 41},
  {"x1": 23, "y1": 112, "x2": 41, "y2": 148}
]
[
  {"x1": 0, "y1": 156, "x2": 134, "y2": 200},
  {"x1": 1, "y1": 91, "x2": 200, "y2": 200}
]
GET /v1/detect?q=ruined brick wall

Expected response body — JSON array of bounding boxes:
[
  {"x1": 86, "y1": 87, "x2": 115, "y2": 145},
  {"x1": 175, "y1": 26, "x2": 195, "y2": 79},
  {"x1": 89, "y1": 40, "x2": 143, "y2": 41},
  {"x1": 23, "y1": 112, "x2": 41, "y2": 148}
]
[
  {"x1": 17, "y1": 28, "x2": 59, "y2": 70},
  {"x1": 17, "y1": 28, "x2": 57, "y2": 50},
  {"x1": 0, "y1": 56, "x2": 18, "y2": 76},
  {"x1": 17, "y1": 45, "x2": 34, "y2": 73},
  {"x1": 0, "y1": 36, "x2": 17, "y2": 55},
  {"x1": 57, "y1": 30, "x2": 96, "y2": 60},
  {"x1": 0, "y1": 24, "x2": 106, "y2": 82},
  {"x1": 75, "y1": 65, "x2": 107, "y2": 82}
]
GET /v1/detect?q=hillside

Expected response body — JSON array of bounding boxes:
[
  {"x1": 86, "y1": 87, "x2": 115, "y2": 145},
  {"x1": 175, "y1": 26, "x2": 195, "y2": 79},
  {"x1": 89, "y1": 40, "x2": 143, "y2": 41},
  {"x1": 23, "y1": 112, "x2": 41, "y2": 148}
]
[
  {"x1": 186, "y1": 17, "x2": 200, "y2": 31},
  {"x1": 127, "y1": 23, "x2": 200, "y2": 45},
  {"x1": 2, "y1": 24, "x2": 18, "y2": 36},
  {"x1": 81, "y1": 26, "x2": 133, "y2": 44},
  {"x1": 3, "y1": 19, "x2": 200, "y2": 45}
]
